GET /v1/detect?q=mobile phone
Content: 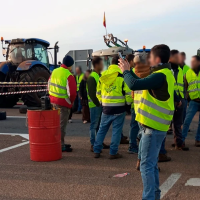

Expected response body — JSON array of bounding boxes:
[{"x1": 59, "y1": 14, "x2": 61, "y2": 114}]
[{"x1": 118, "y1": 52, "x2": 123, "y2": 59}]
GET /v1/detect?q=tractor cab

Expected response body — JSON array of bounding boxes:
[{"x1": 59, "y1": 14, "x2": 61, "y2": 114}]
[{"x1": 6, "y1": 38, "x2": 50, "y2": 67}]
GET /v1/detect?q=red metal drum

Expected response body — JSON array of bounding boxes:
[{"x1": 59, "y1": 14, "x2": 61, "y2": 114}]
[{"x1": 28, "y1": 109, "x2": 62, "y2": 162}]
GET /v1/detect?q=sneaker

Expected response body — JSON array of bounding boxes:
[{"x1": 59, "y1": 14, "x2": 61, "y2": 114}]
[
  {"x1": 195, "y1": 141, "x2": 200, "y2": 147},
  {"x1": 109, "y1": 153, "x2": 123, "y2": 160},
  {"x1": 94, "y1": 153, "x2": 100, "y2": 158},
  {"x1": 120, "y1": 137, "x2": 129, "y2": 144},
  {"x1": 68, "y1": 119, "x2": 72, "y2": 123},
  {"x1": 103, "y1": 143, "x2": 110, "y2": 149},
  {"x1": 83, "y1": 120, "x2": 88, "y2": 124},
  {"x1": 158, "y1": 154, "x2": 171, "y2": 162},
  {"x1": 128, "y1": 148, "x2": 138, "y2": 154},
  {"x1": 74, "y1": 111, "x2": 82, "y2": 114},
  {"x1": 136, "y1": 159, "x2": 140, "y2": 171}
]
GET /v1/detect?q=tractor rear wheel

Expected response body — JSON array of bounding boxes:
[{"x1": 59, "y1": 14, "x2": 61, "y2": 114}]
[
  {"x1": 0, "y1": 72, "x2": 19, "y2": 108},
  {"x1": 19, "y1": 66, "x2": 50, "y2": 107}
]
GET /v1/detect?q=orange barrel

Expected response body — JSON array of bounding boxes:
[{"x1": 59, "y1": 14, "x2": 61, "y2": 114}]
[{"x1": 27, "y1": 109, "x2": 62, "y2": 162}]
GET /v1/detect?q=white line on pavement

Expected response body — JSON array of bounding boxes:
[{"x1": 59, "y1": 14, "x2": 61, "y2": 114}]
[
  {"x1": 160, "y1": 173, "x2": 182, "y2": 199},
  {"x1": 0, "y1": 133, "x2": 29, "y2": 140},
  {"x1": 6, "y1": 116, "x2": 26, "y2": 119},
  {"x1": 185, "y1": 178, "x2": 200, "y2": 186},
  {"x1": 0, "y1": 141, "x2": 29, "y2": 153}
]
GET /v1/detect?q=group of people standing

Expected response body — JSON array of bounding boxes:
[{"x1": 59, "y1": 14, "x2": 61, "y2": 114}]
[{"x1": 48, "y1": 45, "x2": 200, "y2": 200}]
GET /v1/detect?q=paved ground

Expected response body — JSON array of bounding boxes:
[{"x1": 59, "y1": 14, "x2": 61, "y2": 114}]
[{"x1": 0, "y1": 106, "x2": 200, "y2": 200}]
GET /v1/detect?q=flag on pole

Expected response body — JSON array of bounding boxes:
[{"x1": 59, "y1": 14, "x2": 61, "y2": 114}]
[{"x1": 103, "y1": 12, "x2": 106, "y2": 28}]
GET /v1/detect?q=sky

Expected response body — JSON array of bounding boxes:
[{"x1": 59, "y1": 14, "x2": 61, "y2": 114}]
[{"x1": 0, "y1": 0, "x2": 199, "y2": 65}]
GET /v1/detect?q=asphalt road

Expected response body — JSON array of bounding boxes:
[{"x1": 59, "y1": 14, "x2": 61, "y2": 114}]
[{"x1": 0, "y1": 107, "x2": 200, "y2": 200}]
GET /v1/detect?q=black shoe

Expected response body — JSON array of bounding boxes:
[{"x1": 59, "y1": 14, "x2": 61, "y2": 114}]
[
  {"x1": 103, "y1": 143, "x2": 110, "y2": 149},
  {"x1": 109, "y1": 153, "x2": 123, "y2": 159},
  {"x1": 158, "y1": 154, "x2": 171, "y2": 162},
  {"x1": 94, "y1": 153, "x2": 100, "y2": 158},
  {"x1": 120, "y1": 137, "x2": 129, "y2": 144},
  {"x1": 62, "y1": 146, "x2": 73, "y2": 152},
  {"x1": 74, "y1": 111, "x2": 82, "y2": 114},
  {"x1": 65, "y1": 144, "x2": 71, "y2": 148}
]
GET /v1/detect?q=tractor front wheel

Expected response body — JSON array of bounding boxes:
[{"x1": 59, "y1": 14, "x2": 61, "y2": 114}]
[
  {"x1": 19, "y1": 66, "x2": 50, "y2": 107},
  {"x1": 0, "y1": 72, "x2": 19, "y2": 108}
]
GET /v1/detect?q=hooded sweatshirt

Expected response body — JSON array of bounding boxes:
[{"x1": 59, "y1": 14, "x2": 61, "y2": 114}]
[{"x1": 97, "y1": 65, "x2": 132, "y2": 115}]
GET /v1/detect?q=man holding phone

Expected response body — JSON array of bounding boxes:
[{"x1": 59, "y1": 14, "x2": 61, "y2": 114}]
[{"x1": 118, "y1": 45, "x2": 180, "y2": 200}]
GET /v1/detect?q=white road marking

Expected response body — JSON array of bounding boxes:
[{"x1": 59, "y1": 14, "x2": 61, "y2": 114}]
[
  {"x1": 185, "y1": 178, "x2": 200, "y2": 186},
  {"x1": 0, "y1": 133, "x2": 29, "y2": 140},
  {"x1": 6, "y1": 116, "x2": 26, "y2": 119},
  {"x1": 0, "y1": 141, "x2": 29, "y2": 153},
  {"x1": 160, "y1": 173, "x2": 182, "y2": 199}
]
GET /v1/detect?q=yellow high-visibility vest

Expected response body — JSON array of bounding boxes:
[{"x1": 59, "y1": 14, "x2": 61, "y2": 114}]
[
  {"x1": 186, "y1": 69, "x2": 200, "y2": 100},
  {"x1": 174, "y1": 67, "x2": 184, "y2": 98},
  {"x1": 87, "y1": 71, "x2": 100, "y2": 108},
  {"x1": 136, "y1": 68, "x2": 175, "y2": 131},
  {"x1": 76, "y1": 73, "x2": 84, "y2": 91},
  {"x1": 49, "y1": 67, "x2": 71, "y2": 102}
]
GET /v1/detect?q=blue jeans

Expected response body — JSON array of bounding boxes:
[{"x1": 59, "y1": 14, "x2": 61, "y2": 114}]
[
  {"x1": 138, "y1": 126, "x2": 167, "y2": 159},
  {"x1": 94, "y1": 112, "x2": 126, "y2": 155},
  {"x1": 140, "y1": 128, "x2": 166, "y2": 200},
  {"x1": 89, "y1": 107, "x2": 102, "y2": 146},
  {"x1": 77, "y1": 92, "x2": 82, "y2": 112},
  {"x1": 182, "y1": 101, "x2": 200, "y2": 142},
  {"x1": 129, "y1": 108, "x2": 139, "y2": 151}
]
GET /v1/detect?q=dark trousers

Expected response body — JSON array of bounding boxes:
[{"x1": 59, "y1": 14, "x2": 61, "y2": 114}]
[
  {"x1": 82, "y1": 105, "x2": 90, "y2": 122},
  {"x1": 69, "y1": 109, "x2": 72, "y2": 120},
  {"x1": 173, "y1": 99, "x2": 184, "y2": 147}
]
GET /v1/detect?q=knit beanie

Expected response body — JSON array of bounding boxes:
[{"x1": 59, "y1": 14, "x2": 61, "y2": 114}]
[{"x1": 63, "y1": 55, "x2": 74, "y2": 67}]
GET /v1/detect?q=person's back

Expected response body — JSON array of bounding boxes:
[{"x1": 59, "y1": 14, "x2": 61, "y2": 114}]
[
  {"x1": 97, "y1": 56, "x2": 132, "y2": 115},
  {"x1": 93, "y1": 56, "x2": 132, "y2": 159}
]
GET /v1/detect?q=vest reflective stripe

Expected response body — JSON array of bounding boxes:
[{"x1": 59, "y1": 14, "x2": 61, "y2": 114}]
[
  {"x1": 136, "y1": 68, "x2": 175, "y2": 131},
  {"x1": 76, "y1": 73, "x2": 84, "y2": 91},
  {"x1": 87, "y1": 71, "x2": 100, "y2": 108},
  {"x1": 138, "y1": 108, "x2": 171, "y2": 125},
  {"x1": 141, "y1": 98, "x2": 174, "y2": 115},
  {"x1": 49, "y1": 82, "x2": 66, "y2": 90},
  {"x1": 174, "y1": 67, "x2": 184, "y2": 98},
  {"x1": 102, "y1": 102, "x2": 125, "y2": 106},
  {"x1": 186, "y1": 69, "x2": 200, "y2": 100},
  {"x1": 49, "y1": 67, "x2": 71, "y2": 99},
  {"x1": 102, "y1": 96, "x2": 125, "y2": 100},
  {"x1": 133, "y1": 90, "x2": 143, "y2": 111}
]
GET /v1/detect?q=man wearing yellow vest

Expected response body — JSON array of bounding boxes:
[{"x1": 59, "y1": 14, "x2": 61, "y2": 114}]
[
  {"x1": 87, "y1": 57, "x2": 109, "y2": 151},
  {"x1": 169, "y1": 50, "x2": 189, "y2": 151},
  {"x1": 74, "y1": 66, "x2": 84, "y2": 114},
  {"x1": 48, "y1": 55, "x2": 77, "y2": 152},
  {"x1": 182, "y1": 55, "x2": 200, "y2": 146},
  {"x1": 93, "y1": 56, "x2": 132, "y2": 159},
  {"x1": 119, "y1": 44, "x2": 175, "y2": 200}
]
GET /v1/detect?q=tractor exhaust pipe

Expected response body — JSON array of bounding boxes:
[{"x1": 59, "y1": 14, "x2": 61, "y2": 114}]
[{"x1": 54, "y1": 42, "x2": 59, "y2": 67}]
